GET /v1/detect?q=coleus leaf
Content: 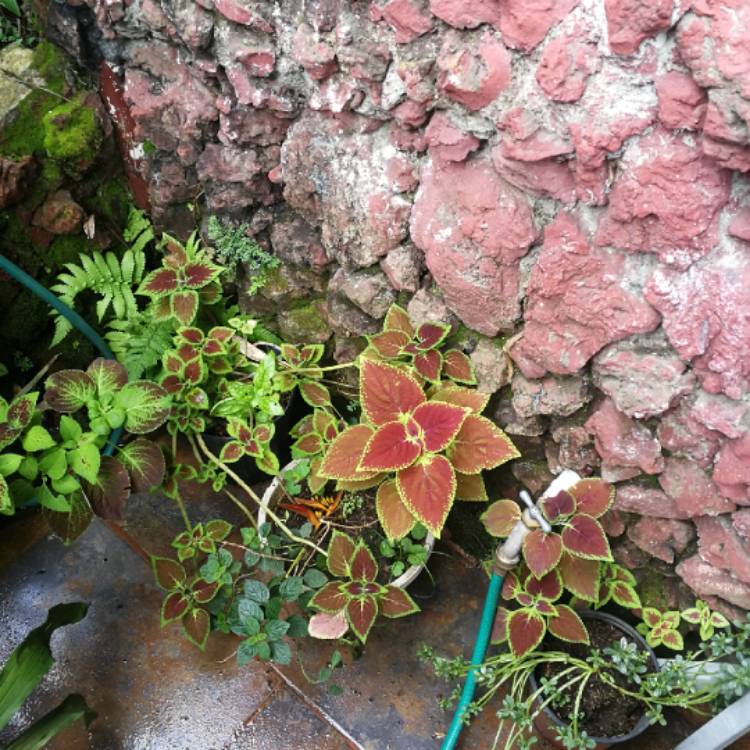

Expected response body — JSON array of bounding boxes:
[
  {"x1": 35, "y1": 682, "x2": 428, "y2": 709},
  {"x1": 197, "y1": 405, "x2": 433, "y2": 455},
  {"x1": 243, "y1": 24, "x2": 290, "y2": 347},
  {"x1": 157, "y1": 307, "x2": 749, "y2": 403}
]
[
  {"x1": 360, "y1": 359, "x2": 425, "y2": 426},
  {"x1": 535, "y1": 599, "x2": 558, "y2": 616},
  {"x1": 161, "y1": 591, "x2": 190, "y2": 624},
  {"x1": 526, "y1": 570, "x2": 562, "y2": 601},
  {"x1": 294, "y1": 433, "x2": 324, "y2": 455},
  {"x1": 170, "y1": 290, "x2": 200, "y2": 326},
  {"x1": 138, "y1": 267, "x2": 179, "y2": 297},
  {"x1": 659, "y1": 629, "x2": 684, "y2": 650},
  {"x1": 507, "y1": 609, "x2": 546, "y2": 657},
  {"x1": 335, "y1": 474, "x2": 387, "y2": 492},
  {"x1": 379, "y1": 586, "x2": 420, "y2": 618},
  {"x1": 396, "y1": 453, "x2": 455, "y2": 538},
  {"x1": 548, "y1": 605, "x2": 589, "y2": 644},
  {"x1": 299, "y1": 381, "x2": 332, "y2": 408},
  {"x1": 610, "y1": 581, "x2": 641, "y2": 609},
  {"x1": 383, "y1": 304, "x2": 414, "y2": 336},
  {"x1": 413, "y1": 350, "x2": 443, "y2": 382},
  {"x1": 309, "y1": 582, "x2": 348, "y2": 613},
  {"x1": 491, "y1": 607, "x2": 509, "y2": 644},
  {"x1": 442, "y1": 349, "x2": 476, "y2": 385},
  {"x1": 455, "y1": 471, "x2": 488, "y2": 502},
  {"x1": 359, "y1": 421, "x2": 422, "y2": 472},
  {"x1": 152, "y1": 556, "x2": 187, "y2": 590},
  {"x1": 319, "y1": 424, "x2": 376, "y2": 481},
  {"x1": 523, "y1": 530, "x2": 563, "y2": 579},
  {"x1": 7, "y1": 391, "x2": 38, "y2": 428},
  {"x1": 85, "y1": 455, "x2": 130, "y2": 521},
  {"x1": 411, "y1": 401, "x2": 468, "y2": 453},
  {"x1": 312, "y1": 409, "x2": 337, "y2": 439},
  {"x1": 447, "y1": 415, "x2": 519, "y2": 474},
  {"x1": 118, "y1": 438, "x2": 165, "y2": 492},
  {"x1": 561, "y1": 514, "x2": 612, "y2": 561},
  {"x1": 44, "y1": 370, "x2": 95, "y2": 413},
  {"x1": 482, "y1": 499, "x2": 522, "y2": 537},
  {"x1": 502, "y1": 571, "x2": 522, "y2": 601},
  {"x1": 568, "y1": 478, "x2": 614, "y2": 519},
  {"x1": 559, "y1": 552, "x2": 600, "y2": 602},
  {"x1": 369, "y1": 330, "x2": 410, "y2": 359},
  {"x1": 220, "y1": 440, "x2": 245, "y2": 463},
  {"x1": 415, "y1": 322, "x2": 449, "y2": 350},
  {"x1": 641, "y1": 608, "x2": 663, "y2": 628},
  {"x1": 327, "y1": 530, "x2": 356, "y2": 577},
  {"x1": 192, "y1": 578, "x2": 220, "y2": 604},
  {"x1": 182, "y1": 607, "x2": 211, "y2": 650},
  {"x1": 183, "y1": 261, "x2": 221, "y2": 289},
  {"x1": 376, "y1": 479, "x2": 416, "y2": 541},
  {"x1": 349, "y1": 542, "x2": 378, "y2": 582},
  {"x1": 540, "y1": 491, "x2": 576, "y2": 523},
  {"x1": 87, "y1": 358, "x2": 128, "y2": 397},
  {"x1": 115, "y1": 381, "x2": 171, "y2": 434},
  {"x1": 308, "y1": 611, "x2": 349, "y2": 640},
  {"x1": 346, "y1": 596, "x2": 378, "y2": 643},
  {"x1": 42, "y1": 490, "x2": 93, "y2": 545},
  {"x1": 430, "y1": 385, "x2": 489, "y2": 415}
]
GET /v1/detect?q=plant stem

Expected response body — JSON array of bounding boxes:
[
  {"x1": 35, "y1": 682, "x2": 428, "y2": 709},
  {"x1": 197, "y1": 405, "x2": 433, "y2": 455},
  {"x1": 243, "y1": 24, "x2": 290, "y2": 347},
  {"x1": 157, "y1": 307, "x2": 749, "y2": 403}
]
[
  {"x1": 196, "y1": 433, "x2": 327, "y2": 556},
  {"x1": 173, "y1": 490, "x2": 192, "y2": 532}
]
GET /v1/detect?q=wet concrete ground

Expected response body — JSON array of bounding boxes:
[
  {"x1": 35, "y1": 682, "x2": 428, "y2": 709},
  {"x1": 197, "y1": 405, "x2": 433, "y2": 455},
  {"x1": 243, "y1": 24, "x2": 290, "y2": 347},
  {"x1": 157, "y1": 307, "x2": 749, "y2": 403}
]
[{"x1": 1, "y1": 491, "x2": 747, "y2": 750}]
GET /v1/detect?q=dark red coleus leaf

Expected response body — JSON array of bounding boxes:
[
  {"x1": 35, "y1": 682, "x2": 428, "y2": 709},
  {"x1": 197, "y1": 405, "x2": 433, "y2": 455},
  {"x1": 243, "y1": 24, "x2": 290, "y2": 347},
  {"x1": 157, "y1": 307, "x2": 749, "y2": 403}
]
[
  {"x1": 182, "y1": 607, "x2": 211, "y2": 650},
  {"x1": 346, "y1": 596, "x2": 378, "y2": 643},
  {"x1": 379, "y1": 586, "x2": 420, "y2": 618},
  {"x1": 540, "y1": 491, "x2": 576, "y2": 523},
  {"x1": 327, "y1": 530, "x2": 357, "y2": 577},
  {"x1": 140, "y1": 268, "x2": 178, "y2": 296},
  {"x1": 300, "y1": 381, "x2": 331, "y2": 408},
  {"x1": 507, "y1": 609, "x2": 546, "y2": 657},
  {"x1": 310, "y1": 582, "x2": 348, "y2": 613},
  {"x1": 501, "y1": 571, "x2": 522, "y2": 601},
  {"x1": 548, "y1": 604, "x2": 589, "y2": 644},
  {"x1": 183, "y1": 262, "x2": 220, "y2": 289},
  {"x1": 431, "y1": 385, "x2": 489, "y2": 415},
  {"x1": 161, "y1": 592, "x2": 190, "y2": 624},
  {"x1": 319, "y1": 424, "x2": 376, "y2": 480},
  {"x1": 561, "y1": 514, "x2": 612, "y2": 561},
  {"x1": 192, "y1": 578, "x2": 220, "y2": 604},
  {"x1": 376, "y1": 480, "x2": 416, "y2": 541},
  {"x1": 349, "y1": 542, "x2": 378, "y2": 582},
  {"x1": 370, "y1": 330, "x2": 410, "y2": 359},
  {"x1": 447, "y1": 415, "x2": 519, "y2": 474},
  {"x1": 559, "y1": 552, "x2": 600, "y2": 602},
  {"x1": 86, "y1": 456, "x2": 131, "y2": 521},
  {"x1": 383, "y1": 304, "x2": 414, "y2": 337},
  {"x1": 482, "y1": 499, "x2": 522, "y2": 537},
  {"x1": 569, "y1": 478, "x2": 614, "y2": 519},
  {"x1": 523, "y1": 530, "x2": 563, "y2": 579},
  {"x1": 526, "y1": 570, "x2": 562, "y2": 601},
  {"x1": 415, "y1": 322, "x2": 449, "y2": 350},
  {"x1": 413, "y1": 350, "x2": 443, "y2": 382},
  {"x1": 535, "y1": 599, "x2": 558, "y2": 616},
  {"x1": 442, "y1": 349, "x2": 476, "y2": 384},
  {"x1": 152, "y1": 556, "x2": 186, "y2": 590}
]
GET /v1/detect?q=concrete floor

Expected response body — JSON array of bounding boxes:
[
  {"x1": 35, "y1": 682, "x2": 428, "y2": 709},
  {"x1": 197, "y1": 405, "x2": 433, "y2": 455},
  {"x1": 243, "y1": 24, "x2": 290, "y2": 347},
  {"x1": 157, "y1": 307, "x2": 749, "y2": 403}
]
[{"x1": 0, "y1": 491, "x2": 746, "y2": 750}]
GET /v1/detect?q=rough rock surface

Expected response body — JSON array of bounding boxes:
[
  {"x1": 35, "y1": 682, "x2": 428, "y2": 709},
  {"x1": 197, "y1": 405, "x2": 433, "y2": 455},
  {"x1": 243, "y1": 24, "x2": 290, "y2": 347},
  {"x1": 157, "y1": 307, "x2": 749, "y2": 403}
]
[{"x1": 57, "y1": 0, "x2": 750, "y2": 614}]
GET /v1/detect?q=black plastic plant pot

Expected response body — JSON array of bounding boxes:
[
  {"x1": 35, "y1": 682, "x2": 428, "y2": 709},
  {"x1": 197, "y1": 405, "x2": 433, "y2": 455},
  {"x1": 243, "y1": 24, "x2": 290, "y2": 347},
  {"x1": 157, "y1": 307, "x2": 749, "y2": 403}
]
[
  {"x1": 528, "y1": 610, "x2": 658, "y2": 750},
  {"x1": 203, "y1": 389, "x2": 306, "y2": 488}
]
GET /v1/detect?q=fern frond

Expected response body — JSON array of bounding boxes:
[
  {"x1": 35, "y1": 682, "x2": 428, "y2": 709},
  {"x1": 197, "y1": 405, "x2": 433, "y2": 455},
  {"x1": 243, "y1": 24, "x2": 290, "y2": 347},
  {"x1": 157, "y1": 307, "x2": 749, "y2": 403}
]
[{"x1": 106, "y1": 316, "x2": 174, "y2": 379}]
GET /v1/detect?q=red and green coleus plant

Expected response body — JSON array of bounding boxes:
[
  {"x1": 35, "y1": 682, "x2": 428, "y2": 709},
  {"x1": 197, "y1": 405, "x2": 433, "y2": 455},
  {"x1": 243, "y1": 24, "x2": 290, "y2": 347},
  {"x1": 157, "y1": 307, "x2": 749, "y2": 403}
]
[
  {"x1": 276, "y1": 343, "x2": 334, "y2": 409},
  {"x1": 492, "y1": 568, "x2": 590, "y2": 657},
  {"x1": 636, "y1": 601, "x2": 730, "y2": 651},
  {"x1": 308, "y1": 530, "x2": 420, "y2": 643},
  {"x1": 288, "y1": 408, "x2": 344, "y2": 495},
  {"x1": 136, "y1": 232, "x2": 223, "y2": 327},
  {"x1": 482, "y1": 478, "x2": 615, "y2": 602},
  {"x1": 366, "y1": 304, "x2": 476, "y2": 384},
  {"x1": 317, "y1": 358, "x2": 519, "y2": 539}
]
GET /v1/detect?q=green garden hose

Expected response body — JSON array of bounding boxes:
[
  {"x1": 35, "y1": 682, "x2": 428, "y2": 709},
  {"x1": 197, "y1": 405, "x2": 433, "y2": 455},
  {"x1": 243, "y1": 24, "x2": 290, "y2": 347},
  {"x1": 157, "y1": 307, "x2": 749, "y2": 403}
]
[
  {"x1": 0, "y1": 253, "x2": 123, "y2": 455},
  {"x1": 441, "y1": 572, "x2": 505, "y2": 750}
]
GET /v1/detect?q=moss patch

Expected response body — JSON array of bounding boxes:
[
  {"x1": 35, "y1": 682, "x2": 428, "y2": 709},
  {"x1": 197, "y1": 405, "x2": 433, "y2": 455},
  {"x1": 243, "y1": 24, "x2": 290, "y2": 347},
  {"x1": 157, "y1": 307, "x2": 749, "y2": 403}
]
[
  {"x1": 47, "y1": 234, "x2": 88, "y2": 270},
  {"x1": 43, "y1": 92, "x2": 102, "y2": 178},
  {"x1": 85, "y1": 174, "x2": 131, "y2": 228},
  {"x1": 277, "y1": 300, "x2": 332, "y2": 343}
]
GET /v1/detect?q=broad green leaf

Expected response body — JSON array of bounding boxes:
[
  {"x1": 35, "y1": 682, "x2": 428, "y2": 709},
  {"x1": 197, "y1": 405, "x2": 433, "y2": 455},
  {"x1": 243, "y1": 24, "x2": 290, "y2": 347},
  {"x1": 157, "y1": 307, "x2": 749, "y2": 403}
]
[
  {"x1": 37, "y1": 485, "x2": 71, "y2": 513},
  {"x1": 68, "y1": 443, "x2": 100, "y2": 485},
  {"x1": 58, "y1": 416, "x2": 82, "y2": 443},
  {"x1": 0, "y1": 453, "x2": 23, "y2": 477},
  {"x1": 22, "y1": 427, "x2": 56, "y2": 453},
  {"x1": 115, "y1": 382, "x2": 170, "y2": 434},
  {"x1": 0, "y1": 603, "x2": 88, "y2": 728},
  {"x1": 5, "y1": 693, "x2": 95, "y2": 750}
]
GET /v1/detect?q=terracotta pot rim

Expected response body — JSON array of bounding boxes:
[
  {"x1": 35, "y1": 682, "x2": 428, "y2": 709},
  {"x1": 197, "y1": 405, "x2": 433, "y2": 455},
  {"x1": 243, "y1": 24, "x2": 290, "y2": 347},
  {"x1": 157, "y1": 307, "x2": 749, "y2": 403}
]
[{"x1": 528, "y1": 609, "x2": 658, "y2": 746}]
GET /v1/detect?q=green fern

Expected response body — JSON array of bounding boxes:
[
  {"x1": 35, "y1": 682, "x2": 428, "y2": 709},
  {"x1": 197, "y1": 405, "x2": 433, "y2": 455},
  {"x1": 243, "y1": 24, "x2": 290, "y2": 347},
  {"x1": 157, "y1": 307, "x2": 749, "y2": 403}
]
[
  {"x1": 49, "y1": 209, "x2": 152, "y2": 346},
  {"x1": 106, "y1": 315, "x2": 174, "y2": 379}
]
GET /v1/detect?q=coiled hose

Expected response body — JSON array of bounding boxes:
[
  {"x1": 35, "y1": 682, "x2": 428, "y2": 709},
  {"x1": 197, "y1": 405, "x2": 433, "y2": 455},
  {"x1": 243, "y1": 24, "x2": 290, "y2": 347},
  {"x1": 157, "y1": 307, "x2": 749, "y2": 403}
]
[{"x1": 0, "y1": 254, "x2": 123, "y2": 454}]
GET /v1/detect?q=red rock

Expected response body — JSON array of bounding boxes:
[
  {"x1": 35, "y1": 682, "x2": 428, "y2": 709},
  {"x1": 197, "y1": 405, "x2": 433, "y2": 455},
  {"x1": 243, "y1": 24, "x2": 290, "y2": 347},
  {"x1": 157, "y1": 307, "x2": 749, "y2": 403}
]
[
  {"x1": 605, "y1": 0, "x2": 673, "y2": 56},
  {"x1": 282, "y1": 112, "x2": 413, "y2": 268},
  {"x1": 733, "y1": 509, "x2": 750, "y2": 539},
  {"x1": 498, "y1": 0, "x2": 580, "y2": 52},
  {"x1": 509, "y1": 213, "x2": 660, "y2": 378},
  {"x1": 592, "y1": 333, "x2": 696, "y2": 419},
  {"x1": 595, "y1": 129, "x2": 731, "y2": 268},
  {"x1": 728, "y1": 207, "x2": 750, "y2": 242},
  {"x1": 437, "y1": 30, "x2": 512, "y2": 111},
  {"x1": 713, "y1": 435, "x2": 750, "y2": 504},
  {"x1": 585, "y1": 398, "x2": 664, "y2": 476},
  {"x1": 370, "y1": 0, "x2": 434, "y2": 43},
  {"x1": 659, "y1": 457, "x2": 736, "y2": 517},
  {"x1": 616, "y1": 485, "x2": 687, "y2": 519},
  {"x1": 405, "y1": 287, "x2": 456, "y2": 328},
  {"x1": 410, "y1": 154, "x2": 536, "y2": 335},
  {"x1": 270, "y1": 208, "x2": 329, "y2": 272},
  {"x1": 391, "y1": 99, "x2": 429, "y2": 127},
  {"x1": 329, "y1": 267, "x2": 397, "y2": 319},
  {"x1": 424, "y1": 112, "x2": 480, "y2": 163},
  {"x1": 690, "y1": 391, "x2": 749, "y2": 439},
  {"x1": 213, "y1": 0, "x2": 273, "y2": 30},
  {"x1": 492, "y1": 154, "x2": 576, "y2": 204},
  {"x1": 0, "y1": 155, "x2": 36, "y2": 210},
  {"x1": 548, "y1": 421, "x2": 599, "y2": 474},
  {"x1": 536, "y1": 27, "x2": 600, "y2": 102},
  {"x1": 218, "y1": 108, "x2": 292, "y2": 147},
  {"x1": 702, "y1": 136, "x2": 750, "y2": 172},
  {"x1": 31, "y1": 190, "x2": 84, "y2": 235},
  {"x1": 428, "y1": 0, "x2": 501, "y2": 29},
  {"x1": 628, "y1": 517, "x2": 695, "y2": 563},
  {"x1": 169, "y1": 0, "x2": 214, "y2": 50},
  {"x1": 645, "y1": 249, "x2": 750, "y2": 400},
  {"x1": 613, "y1": 539, "x2": 650, "y2": 569},
  {"x1": 655, "y1": 71, "x2": 707, "y2": 130},
  {"x1": 511, "y1": 372, "x2": 591, "y2": 418},
  {"x1": 470, "y1": 339, "x2": 513, "y2": 394},
  {"x1": 292, "y1": 23, "x2": 337, "y2": 80},
  {"x1": 657, "y1": 398, "x2": 723, "y2": 469},
  {"x1": 380, "y1": 243, "x2": 423, "y2": 292},
  {"x1": 677, "y1": 555, "x2": 750, "y2": 610},
  {"x1": 696, "y1": 516, "x2": 750, "y2": 584}
]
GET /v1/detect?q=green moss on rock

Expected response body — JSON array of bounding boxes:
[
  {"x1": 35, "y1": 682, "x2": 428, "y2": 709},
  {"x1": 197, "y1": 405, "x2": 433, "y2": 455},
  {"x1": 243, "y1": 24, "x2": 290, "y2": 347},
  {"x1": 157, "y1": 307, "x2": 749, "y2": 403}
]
[
  {"x1": 277, "y1": 300, "x2": 332, "y2": 343},
  {"x1": 47, "y1": 234, "x2": 88, "y2": 270},
  {"x1": 43, "y1": 93, "x2": 102, "y2": 178},
  {"x1": 85, "y1": 175, "x2": 131, "y2": 228}
]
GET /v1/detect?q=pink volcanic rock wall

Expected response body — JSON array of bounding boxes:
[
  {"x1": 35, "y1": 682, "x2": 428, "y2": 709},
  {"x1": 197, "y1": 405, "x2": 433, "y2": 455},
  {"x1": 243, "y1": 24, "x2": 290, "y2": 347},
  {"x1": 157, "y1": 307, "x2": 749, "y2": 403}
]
[{"x1": 51, "y1": 0, "x2": 750, "y2": 614}]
